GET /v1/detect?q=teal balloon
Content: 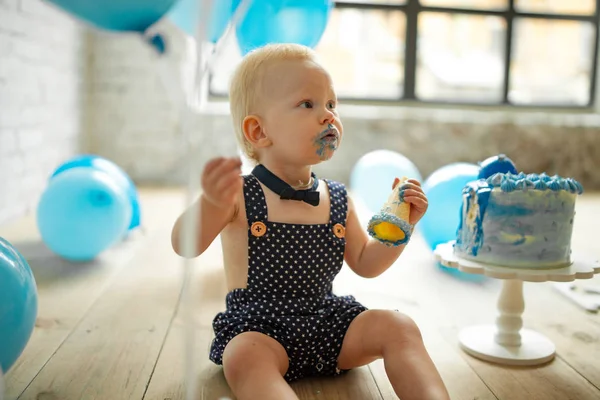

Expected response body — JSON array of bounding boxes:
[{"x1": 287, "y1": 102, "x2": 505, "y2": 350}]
[
  {"x1": 45, "y1": 0, "x2": 177, "y2": 32},
  {"x1": 38, "y1": 169, "x2": 132, "y2": 261},
  {"x1": 0, "y1": 237, "x2": 38, "y2": 373},
  {"x1": 50, "y1": 155, "x2": 141, "y2": 231},
  {"x1": 236, "y1": 0, "x2": 333, "y2": 55},
  {"x1": 350, "y1": 150, "x2": 423, "y2": 214},
  {"x1": 420, "y1": 163, "x2": 480, "y2": 251}
]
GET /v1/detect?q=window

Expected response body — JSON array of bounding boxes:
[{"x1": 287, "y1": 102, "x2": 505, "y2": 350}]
[{"x1": 209, "y1": 0, "x2": 599, "y2": 108}]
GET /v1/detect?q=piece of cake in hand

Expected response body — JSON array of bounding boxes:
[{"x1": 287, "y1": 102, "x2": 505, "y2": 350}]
[{"x1": 368, "y1": 177, "x2": 413, "y2": 247}]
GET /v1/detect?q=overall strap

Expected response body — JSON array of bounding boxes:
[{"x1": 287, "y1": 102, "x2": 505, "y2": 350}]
[
  {"x1": 242, "y1": 175, "x2": 268, "y2": 224},
  {"x1": 325, "y1": 179, "x2": 348, "y2": 226}
]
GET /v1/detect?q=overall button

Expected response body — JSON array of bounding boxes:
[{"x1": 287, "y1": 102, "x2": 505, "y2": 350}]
[
  {"x1": 251, "y1": 221, "x2": 267, "y2": 237},
  {"x1": 333, "y1": 223, "x2": 345, "y2": 238}
]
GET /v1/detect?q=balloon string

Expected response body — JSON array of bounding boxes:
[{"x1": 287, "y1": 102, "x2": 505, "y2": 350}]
[
  {"x1": 150, "y1": 1, "x2": 254, "y2": 399},
  {"x1": 191, "y1": 0, "x2": 254, "y2": 105},
  {"x1": 180, "y1": 2, "x2": 253, "y2": 399},
  {"x1": 145, "y1": 28, "x2": 200, "y2": 400},
  {"x1": 180, "y1": 5, "x2": 210, "y2": 400},
  {"x1": 0, "y1": 367, "x2": 4, "y2": 400},
  {"x1": 181, "y1": 2, "x2": 253, "y2": 398},
  {"x1": 149, "y1": 9, "x2": 208, "y2": 400},
  {"x1": 180, "y1": 118, "x2": 200, "y2": 400},
  {"x1": 181, "y1": 0, "x2": 222, "y2": 399}
]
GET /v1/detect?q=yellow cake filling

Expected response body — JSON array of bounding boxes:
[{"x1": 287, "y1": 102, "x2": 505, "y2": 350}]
[{"x1": 372, "y1": 221, "x2": 406, "y2": 241}]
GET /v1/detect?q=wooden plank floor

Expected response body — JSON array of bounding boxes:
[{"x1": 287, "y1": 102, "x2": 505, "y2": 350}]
[{"x1": 1, "y1": 188, "x2": 599, "y2": 400}]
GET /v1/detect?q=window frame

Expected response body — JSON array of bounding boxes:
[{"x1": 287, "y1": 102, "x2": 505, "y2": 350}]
[{"x1": 209, "y1": 0, "x2": 600, "y2": 109}]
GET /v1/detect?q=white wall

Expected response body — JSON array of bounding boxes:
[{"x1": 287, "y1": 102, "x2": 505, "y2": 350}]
[{"x1": 0, "y1": 0, "x2": 85, "y2": 225}]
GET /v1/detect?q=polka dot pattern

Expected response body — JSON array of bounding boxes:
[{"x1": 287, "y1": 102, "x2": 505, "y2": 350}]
[{"x1": 209, "y1": 175, "x2": 367, "y2": 382}]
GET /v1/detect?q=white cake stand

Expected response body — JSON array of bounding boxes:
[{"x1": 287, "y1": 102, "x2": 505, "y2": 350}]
[{"x1": 434, "y1": 241, "x2": 600, "y2": 366}]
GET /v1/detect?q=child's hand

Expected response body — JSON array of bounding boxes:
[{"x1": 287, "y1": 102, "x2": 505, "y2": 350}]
[
  {"x1": 393, "y1": 177, "x2": 428, "y2": 225},
  {"x1": 201, "y1": 157, "x2": 243, "y2": 208}
]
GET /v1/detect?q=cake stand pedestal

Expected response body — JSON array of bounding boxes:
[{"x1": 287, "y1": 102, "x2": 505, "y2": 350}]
[{"x1": 434, "y1": 241, "x2": 600, "y2": 366}]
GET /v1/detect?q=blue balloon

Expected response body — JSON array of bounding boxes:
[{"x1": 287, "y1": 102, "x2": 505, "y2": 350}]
[
  {"x1": 38, "y1": 169, "x2": 132, "y2": 261},
  {"x1": 420, "y1": 163, "x2": 480, "y2": 251},
  {"x1": 45, "y1": 0, "x2": 177, "y2": 32},
  {"x1": 50, "y1": 155, "x2": 141, "y2": 231},
  {"x1": 478, "y1": 153, "x2": 518, "y2": 179},
  {"x1": 350, "y1": 150, "x2": 423, "y2": 214},
  {"x1": 0, "y1": 237, "x2": 38, "y2": 373},
  {"x1": 235, "y1": 0, "x2": 333, "y2": 55}
]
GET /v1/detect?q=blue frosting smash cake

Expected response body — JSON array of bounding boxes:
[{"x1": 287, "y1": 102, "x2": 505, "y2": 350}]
[{"x1": 454, "y1": 155, "x2": 584, "y2": 269}]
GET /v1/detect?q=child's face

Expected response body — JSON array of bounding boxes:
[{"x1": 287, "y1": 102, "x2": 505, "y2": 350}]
[{"x1": 259, "y1": 59, "x2": 343, "y2": 165}]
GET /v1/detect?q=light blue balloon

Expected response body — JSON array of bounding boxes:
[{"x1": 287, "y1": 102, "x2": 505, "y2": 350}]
[
  {"x1": 167, "y1": 0, "x2": 197, "y2": 37},
  {"x1": 44, "y1": 0, "x2": 177, "y2": 32},
  {"x1": 235, "y1": 0, "x2": 333, "y2": 55},
  {"x1": 50, "y1": 155, "x2": 141, "y2": 231},
  {"x1": 38, "y1": 169, "x2": 132, "y2": 262},
  {"x1": 0, "y1": 237, "x2": 38, "y2": 373},
  {"x1": 420, "y1": 163, "x2": 480, "y2": 251},
  {"x1": 168, "y1": 0, "x2": 240, "y2": 42},
  {"x1": 350, "y1": 150, "x2": 423, "y2": 214},
  {"x1": 209, "y1": 0, "x2": 241, "y2": 43}
]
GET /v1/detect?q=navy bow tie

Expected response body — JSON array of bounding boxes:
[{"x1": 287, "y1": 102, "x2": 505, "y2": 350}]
[
  {"x1": 279, "y1": 187, "x2": 320, "y2": 206},
  {"x1": 252, "y1": 164, "x2": 320, "y2": 207}
]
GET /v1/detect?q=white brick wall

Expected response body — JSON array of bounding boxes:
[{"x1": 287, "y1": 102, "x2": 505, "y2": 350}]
[
  {"x1": 0, "y1": 0, "x2": 85, "y2": 225},
  {"x1": 85, "y1": 22, "x2": 221, "y2": 185}
]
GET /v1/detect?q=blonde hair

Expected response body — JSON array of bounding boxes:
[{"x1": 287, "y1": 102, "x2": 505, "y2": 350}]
[{"x1": 229, "y1": 43, "x2": 319, "y2": 162}]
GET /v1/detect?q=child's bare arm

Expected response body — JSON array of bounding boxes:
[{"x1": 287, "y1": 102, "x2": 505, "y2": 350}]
[
  {"x1": 171, "y1": 157, "x2": 243, "y2": 258},
  {"x1": 344, "y1": 179, "x2": 428, "y2": 278}
]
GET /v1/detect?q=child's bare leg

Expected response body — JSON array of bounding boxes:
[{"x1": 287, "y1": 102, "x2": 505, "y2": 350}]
[
  {"x1": 222, "y1": 331, "x2": 298, "y2": 400},
  {"x1": 337, "y1": 310, "x2": 450, "y2": 400}
]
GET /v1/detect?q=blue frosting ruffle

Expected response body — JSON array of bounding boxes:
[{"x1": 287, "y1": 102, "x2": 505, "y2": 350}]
[{"x1": 484, "y1": 172, "x2": 583, "y2": 194}]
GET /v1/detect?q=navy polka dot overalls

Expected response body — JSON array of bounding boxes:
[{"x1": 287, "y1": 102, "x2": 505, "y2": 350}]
[{"x1": 209, "y1": 174, "x2": 368, "y2": 382}]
